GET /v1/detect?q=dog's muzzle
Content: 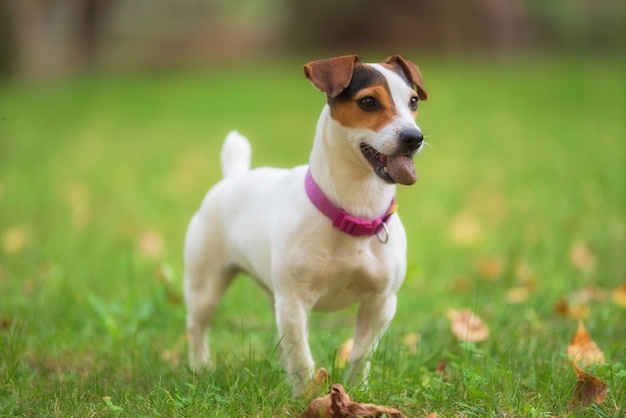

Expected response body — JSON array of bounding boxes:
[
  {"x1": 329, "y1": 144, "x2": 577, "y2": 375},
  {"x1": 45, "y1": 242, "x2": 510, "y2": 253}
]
[
  {"x1": 399, "y1": 128, "x2": 424, "y2": 154},
  {"x1": 361, "y1": 128, "x2": 422, "y2": 185}
]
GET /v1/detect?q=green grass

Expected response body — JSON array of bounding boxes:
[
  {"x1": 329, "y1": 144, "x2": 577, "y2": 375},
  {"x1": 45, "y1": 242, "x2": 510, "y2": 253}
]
[{"x1": 1, "y1": 54, "x2": 625, "y2": 416}]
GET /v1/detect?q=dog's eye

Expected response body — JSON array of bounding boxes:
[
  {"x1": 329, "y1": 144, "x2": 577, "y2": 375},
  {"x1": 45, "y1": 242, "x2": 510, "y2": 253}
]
[
  {"x1": 409, "y1": 96, "x2": 419, "y2": 111},
  {"x1": 358, "y1": 97, "x2": 377, "y2": 111}
]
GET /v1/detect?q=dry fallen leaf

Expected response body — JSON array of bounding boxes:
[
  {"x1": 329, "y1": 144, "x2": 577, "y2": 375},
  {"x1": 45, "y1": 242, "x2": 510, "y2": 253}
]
[
  {"x1": 299, "y1": 384, "x2": 343, "y2": 418},
  {"x1": 514, "y1": 262, "x2": 536, "y2": 284},
  {"x1": 506, "y1": 262, "x2": 537, "y2": 304},
  {"x1": 613, "y1": 282, "x2": 626, "y2": 308},
  {"x1": 161, "y1": 348, "x2": 180, "y2": 367},
  {"x1": 343, "y1": 400, "x2": 405, "y2": 418},
  {"x1": 506, "y1": 287, "x2": 530, "y2": 304},
  {"x1": 402, "y1": 333, "x2": 420, "y2": 355},
  {"x1": 304, "y1": 368, "x2": 332, "y2": 398},
  {"x1": 299, "y1": 383, "x2": 405, "y2": 418},
  {"x1": 570, "y1": 287, "x2": 609, "y2": 304},
  {"x1": 553, "y1": 299, "x2": 590, "y2": 319},
  {"x1": 1, "y1": 317, "x2": 13, "y2": 331},
  {"x1": 435, "y1": 360, "x2": 450, "y2": 382},
  {"x1": 569, "y1": 242, "x2": 596, "y2": 272},
  {"x1": 435, "y1": 360, "x2": 447, "y2": 375},
  {"x1": 161, "y1": 333, "x2": 186, "y2": 367},
  {"x1": 476, "y1": 257, "x2": 504, "y2": 280},
  {"x1": 2, "y1": 226, "x2": 28, "y2": 254},
  {"x1": 315, "y1": 367, "x2": 331, "y2": 387},
  {"x1": 554, "y1": 287, "x2": 610, "y2": 318},
  {"x1": 569, "y1": 362, "x2": 608, "y2": 409},
  {"x1": 450, "y1": 212, "x2": 482, "y2": 246},
  {"x1": 451, "y1": 276, "x2": 474, "y2": 294},
  {"x1": 337, "y1": 339, "x2": 354, "y2": 369},
  {"x1": 566, "y1": 320, "x2": 605, "y2": 366},
  {"x1": 447, "y1": 309, "x2": 489, "y2": 343},
  {"x1": 137, "y1": 229, "x2": 165, "y2": 259}
]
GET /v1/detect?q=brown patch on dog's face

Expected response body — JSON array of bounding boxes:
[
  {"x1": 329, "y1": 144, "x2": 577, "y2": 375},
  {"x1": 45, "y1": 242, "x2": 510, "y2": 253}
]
[{"x1": 327, "y1": 63, "x2": 399, "y2": 132}]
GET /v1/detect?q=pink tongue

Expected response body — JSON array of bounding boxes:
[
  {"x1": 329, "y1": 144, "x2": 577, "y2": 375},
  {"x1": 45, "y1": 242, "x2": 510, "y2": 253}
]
[{"x1": 387, "y1": 154, "x2": 417, "y2": 185}]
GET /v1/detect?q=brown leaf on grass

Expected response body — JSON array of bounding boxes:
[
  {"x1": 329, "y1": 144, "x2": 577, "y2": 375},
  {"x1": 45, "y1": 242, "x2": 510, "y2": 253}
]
[
  {"x1": 569, "y1": 362, "x2": 608, "y2": 410},
  {"x1": 314, "y1": 367, "x2": 331, "y2": 387},
  {"x1": 137, "y1": 229, "x2": 165, "y2": 259},
  {"x1": 476, "y1": 257, "x2": 504, "y2": 280},
  {"x1": 299, "y1": 383, "x2": 405, "y2": 418},
  {"x1": 435, "y1": 360, "x2": 450, "y2": 382},
  {"x1": 435, "y1": 360, "x2": 447, "y2": 375},
  {"x1": 304, "y1": 368, "x2": 332, "y2": 398},
  {"x1": 571, "y1": 287, "x2": 609, "y2": 303},
  {"x1": 161, "y1": 333, "x2": 187, "y2": 367},
  {"x1": 447, "y1": 309, "x2": 489, "y2": 343},
  {"x1": 449, "y1": 212, "x2": 482, "y2": 247},
  {"x1": 613, "y1": 282, "x2": 626, "y2": 308},
  {"x1": 343, "y1": 401, "x2": 405, "y2": 418},
  {"x1": 504, "y1": 262, "x2": 538, "y2": 304},
  {"x1": 569, "y1": 242, "x2": 597, "y2": 272},
  {"x1": 514, "y1": 262, "x2": 536, "y2": 284},
  {"x1": 554, "y1": 287, "x2": 610, "y2": 318},
  {"x1": 566, "y1": 320, "x2": 605, "y2": 366},
  {"x1": 336, "y1": 338, "x2": 354, "y2": 369},
  {"x1": 553, "y1": 299, "x2": 590, "y2": 319},
  {"x1": 160, "y1": 348, "x2": 180, "y2": 367},
  {"x1": 2, "y1": 226, "x2": 28, "y2": 254},
  {"x1": 402, "y1": 333, "x2": 420, "y2": 355},
  {"x1": 451, "y1": 276, "x2": 474, "y2": 294},
  {"x1": 1, "y1": 317, "x2": 13, "y2": 331},
  {"x1": 506, "y1": 287, "x2": 530, "y2": 304}
]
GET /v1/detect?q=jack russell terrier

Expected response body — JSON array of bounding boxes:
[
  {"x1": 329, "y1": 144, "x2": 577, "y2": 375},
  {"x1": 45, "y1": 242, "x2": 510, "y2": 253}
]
[{"x1": 184, "y1": 54, "x2": 428, "y2": 395}]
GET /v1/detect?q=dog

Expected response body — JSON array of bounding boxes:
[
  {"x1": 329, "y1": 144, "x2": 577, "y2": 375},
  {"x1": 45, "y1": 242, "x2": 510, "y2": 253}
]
[{"x1": 184, "y1": 54, "x2": 428, "y2": 395}]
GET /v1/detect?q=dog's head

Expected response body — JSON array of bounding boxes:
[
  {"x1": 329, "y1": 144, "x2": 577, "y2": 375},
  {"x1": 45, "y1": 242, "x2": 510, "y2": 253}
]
[{"x1": 304, "y1": 55, "x2": 428, "y2": 185}]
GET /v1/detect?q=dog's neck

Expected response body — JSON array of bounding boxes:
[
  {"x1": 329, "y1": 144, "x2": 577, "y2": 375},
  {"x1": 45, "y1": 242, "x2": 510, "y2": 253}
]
[{"x1": 308, "y1": 106, "x2": 397, "y2": 220}]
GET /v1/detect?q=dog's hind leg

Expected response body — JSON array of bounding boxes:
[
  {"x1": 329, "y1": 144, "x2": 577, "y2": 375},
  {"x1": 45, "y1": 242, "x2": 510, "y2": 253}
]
[
  {"x1": 184, "y1": 213, "x2": 235, "y2": 371},
  {"x1": 347, "y1": 294, "x2": 397, "y2": 386},
  {"x1": 185, "y1": 267, "x2": 236, "y2": 371}
]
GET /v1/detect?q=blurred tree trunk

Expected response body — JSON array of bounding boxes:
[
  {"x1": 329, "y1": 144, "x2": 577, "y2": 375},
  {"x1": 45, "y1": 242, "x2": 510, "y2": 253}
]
[
  {"x1": 284, "y1": 0, "x2": 530, "y2": 54},
  {"x1": 1, "y1": 0, "x2": 111, "y2": 80}
]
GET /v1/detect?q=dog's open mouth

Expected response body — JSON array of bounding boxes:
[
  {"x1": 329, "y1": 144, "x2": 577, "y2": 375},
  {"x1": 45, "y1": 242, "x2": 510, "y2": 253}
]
[{"x1": 360, "y1": 144, "x2": 417, "y2": 185}]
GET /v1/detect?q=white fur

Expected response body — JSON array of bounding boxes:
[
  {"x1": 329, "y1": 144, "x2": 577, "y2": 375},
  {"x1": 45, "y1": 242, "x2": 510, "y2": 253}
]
[
  {"x1": 184, "y1": 65, "x2": 420, "y2": 395},
  {"x1": 220, "y1": 131, "x2": 252, "y2": 178}
]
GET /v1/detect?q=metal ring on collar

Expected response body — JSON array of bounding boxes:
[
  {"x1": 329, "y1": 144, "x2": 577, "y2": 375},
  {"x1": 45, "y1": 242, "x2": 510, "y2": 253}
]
[{"x1": 376, "y1": 222, "x2": 389, "y2": 244}]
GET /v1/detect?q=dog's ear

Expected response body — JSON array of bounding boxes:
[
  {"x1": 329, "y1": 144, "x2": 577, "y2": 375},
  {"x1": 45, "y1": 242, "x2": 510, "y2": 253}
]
[
  {"x1": 303, "y1": 55, "x2": 359, "y2": 98},
  {"x1": 384, "y1": 55, "x2": 428, "y2": 101}
]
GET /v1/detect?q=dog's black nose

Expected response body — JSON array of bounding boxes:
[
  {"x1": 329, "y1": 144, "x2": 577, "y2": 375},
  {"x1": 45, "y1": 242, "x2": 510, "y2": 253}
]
[{"x1": 399, "y1": 129, "x2": 424, "y2": 151}]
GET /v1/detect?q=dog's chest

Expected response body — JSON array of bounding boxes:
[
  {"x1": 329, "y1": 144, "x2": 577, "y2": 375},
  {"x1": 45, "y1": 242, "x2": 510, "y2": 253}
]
[{"x1": 303, "y1": 243, "x2": 402, "y2": 312}]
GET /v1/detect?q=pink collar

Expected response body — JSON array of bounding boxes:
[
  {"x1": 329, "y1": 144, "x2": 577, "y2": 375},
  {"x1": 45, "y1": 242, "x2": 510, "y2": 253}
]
[{"x1": 304, "y1": 168, "x2": 397, "y2": 242}]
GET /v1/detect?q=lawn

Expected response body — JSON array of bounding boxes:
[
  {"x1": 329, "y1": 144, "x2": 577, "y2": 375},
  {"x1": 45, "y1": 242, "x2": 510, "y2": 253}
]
[{"x1": 1, "y1": 54, "x2": 625, "y2": 417}]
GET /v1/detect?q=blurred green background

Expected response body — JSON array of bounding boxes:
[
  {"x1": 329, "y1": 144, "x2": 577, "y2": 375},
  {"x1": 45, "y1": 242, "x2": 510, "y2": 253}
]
[{"x1": 1, "y1": 0, "x2": 625, "y2": 416}]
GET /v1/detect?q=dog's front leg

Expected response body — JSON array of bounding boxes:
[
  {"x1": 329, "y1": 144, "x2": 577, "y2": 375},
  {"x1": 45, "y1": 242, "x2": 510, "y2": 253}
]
[
  {"x1": 347, "y1": 294, "x2": 398, "y2": 386},
  {"x1": 275, "y1": 298, "x2": 315, "y2": 395}
]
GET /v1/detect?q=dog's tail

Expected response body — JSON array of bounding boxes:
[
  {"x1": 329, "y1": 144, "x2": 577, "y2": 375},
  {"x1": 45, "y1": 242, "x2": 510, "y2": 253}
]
[{"x1": 220, "y1": 131, "x2": 252, "y2": 179}]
